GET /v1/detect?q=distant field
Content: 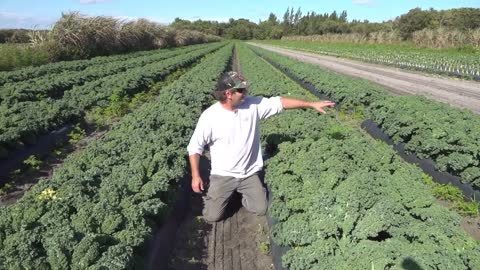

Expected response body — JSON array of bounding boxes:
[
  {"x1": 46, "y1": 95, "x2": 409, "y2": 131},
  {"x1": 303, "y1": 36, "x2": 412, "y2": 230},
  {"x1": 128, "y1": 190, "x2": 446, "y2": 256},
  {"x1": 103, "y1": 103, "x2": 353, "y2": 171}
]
[
  {"x1": 0, "y1": 43, "x2": 49, "y2": 71},
  {"x1": 258, "y1": 40, "x2": 480, "y2": 80}
]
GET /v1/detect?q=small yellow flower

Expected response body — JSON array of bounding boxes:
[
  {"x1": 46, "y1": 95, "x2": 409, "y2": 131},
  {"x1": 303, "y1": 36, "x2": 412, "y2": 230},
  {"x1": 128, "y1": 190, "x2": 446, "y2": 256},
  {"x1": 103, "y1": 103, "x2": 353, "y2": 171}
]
[{"x1": 37, "y1": 188, "x2": 58, "y2": 201}]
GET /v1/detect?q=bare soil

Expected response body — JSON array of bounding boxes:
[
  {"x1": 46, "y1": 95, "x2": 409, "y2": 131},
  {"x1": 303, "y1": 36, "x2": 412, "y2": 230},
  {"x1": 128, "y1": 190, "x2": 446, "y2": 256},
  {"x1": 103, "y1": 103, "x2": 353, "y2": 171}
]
[
  {"x1": 461, "y1": 216, "x2": 480, "y2": 241},
  {"x1": 146, "y1": 154, "x2": 274, "y2": 270},
  {"x1": 249, "y1": 43, "x2": 480, "y2": 114},
  {"x1": 168, "y1": 193, "x2": 274, "y2": 270},
  {"x1": 437, "y1": 199, "x2": 480, "y2": 241},
  {"x1": 167, "y1": 150, "x2": 273, "y2": 270}
]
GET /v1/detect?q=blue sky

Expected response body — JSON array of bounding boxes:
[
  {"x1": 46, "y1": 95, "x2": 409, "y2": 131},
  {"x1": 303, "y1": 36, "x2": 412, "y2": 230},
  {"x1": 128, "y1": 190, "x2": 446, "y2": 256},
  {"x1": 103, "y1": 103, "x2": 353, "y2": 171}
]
[{"x1": 1, "y1": 0, "x2": 479, "y2": 29}]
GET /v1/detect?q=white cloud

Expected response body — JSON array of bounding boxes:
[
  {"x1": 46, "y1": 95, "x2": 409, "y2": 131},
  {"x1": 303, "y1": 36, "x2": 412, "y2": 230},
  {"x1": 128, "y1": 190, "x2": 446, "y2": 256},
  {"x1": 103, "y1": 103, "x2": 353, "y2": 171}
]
[
  {"x1": 352, "y1": 0, "x2": 375, "y2": 6},
  {"x1": 0, "y1": 11, "x2": 56, "y2": 29},
  {"x1": 79, "y1": 0, "x2": 111, "y2": 4}
]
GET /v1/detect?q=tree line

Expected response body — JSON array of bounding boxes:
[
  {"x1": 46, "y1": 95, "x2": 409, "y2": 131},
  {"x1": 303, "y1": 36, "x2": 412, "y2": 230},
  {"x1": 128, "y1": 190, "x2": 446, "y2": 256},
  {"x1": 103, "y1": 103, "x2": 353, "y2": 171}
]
[
  {"x1": 170, "y1": 7, "x2": 480, "y2": 41},
  {"x1": 1, "y1": 7, "x2": 478, "y2": 44}
]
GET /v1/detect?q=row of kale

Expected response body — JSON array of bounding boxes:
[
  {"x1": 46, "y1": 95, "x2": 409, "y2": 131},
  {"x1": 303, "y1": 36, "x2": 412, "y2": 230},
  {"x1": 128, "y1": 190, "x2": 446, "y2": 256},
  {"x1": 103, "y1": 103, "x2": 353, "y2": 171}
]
[
  {"x1": 237, "y1": 43, "x2": 480, "y2": 270},
  {"x1": 0, "y1": 43, "x2": 225, "y2": 160},
  {"x1": 0, "y1": 44, "x2": 233, "y2": 269},
  {"x1": 250, "y1": 45, "x2": 480, "y2": 192},
  {"x1": 0, "y1": 43, "x2": 215, "y2": 86},
  {"x1": 0, "y1": 43, "x2": 216, "y2": 105}
]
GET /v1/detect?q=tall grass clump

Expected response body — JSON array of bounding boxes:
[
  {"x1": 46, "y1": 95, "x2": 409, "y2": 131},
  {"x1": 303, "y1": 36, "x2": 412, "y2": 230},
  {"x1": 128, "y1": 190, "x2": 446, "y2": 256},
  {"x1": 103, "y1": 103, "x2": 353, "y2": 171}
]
[
  {"x1": 43, "y1": 12, "x2": 221, "y2": 61},
  {"x1": 282, "y1": 28, "x2": 479, "y2": 50},
  {"x1": 173, "y1": 29, "x2": 220, "y2": 46},
  {"x1": 45, "y1": 12, "x2": 123, "y2": 60},
  {"x1": 413, "y1": 27, "x2": 480, "y2": 49},
  {"x1": 118, "y1": 18, "x2": 174, "y2": 50},
  {"x1": 368, "y1": 30, "x2": 402, "y2": 44},
  {"x1": 281, "y1": 31, "x2": 403, "y2": 45}
]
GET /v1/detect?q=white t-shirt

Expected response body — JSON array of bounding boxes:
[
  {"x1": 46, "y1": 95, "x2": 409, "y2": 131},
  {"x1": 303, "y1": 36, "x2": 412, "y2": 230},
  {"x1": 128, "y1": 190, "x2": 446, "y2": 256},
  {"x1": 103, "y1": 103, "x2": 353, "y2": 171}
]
[{"x1": 187, "y1": 96, "x2": 283, "y2": 178}]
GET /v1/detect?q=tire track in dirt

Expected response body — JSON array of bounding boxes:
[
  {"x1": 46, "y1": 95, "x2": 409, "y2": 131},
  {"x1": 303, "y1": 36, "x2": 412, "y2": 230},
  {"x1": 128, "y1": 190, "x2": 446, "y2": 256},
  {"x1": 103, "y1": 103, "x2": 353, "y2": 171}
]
[{"x1": 249, "y1": 43, "x2": 480, "y2": 114}]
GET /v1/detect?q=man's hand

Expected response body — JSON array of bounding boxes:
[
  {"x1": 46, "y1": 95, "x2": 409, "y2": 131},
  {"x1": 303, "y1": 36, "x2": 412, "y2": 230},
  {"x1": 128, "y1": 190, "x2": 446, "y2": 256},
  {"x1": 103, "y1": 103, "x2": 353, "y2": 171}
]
[
  {"x1": 310, "y1": 100, "x2": 335, "y2": 114},
  {"x1": 192, "y1": 176, "x2": 204, "y2": 193},
  {"x1": 281, "y1": 97, "x2": 335, "y2": 113}
]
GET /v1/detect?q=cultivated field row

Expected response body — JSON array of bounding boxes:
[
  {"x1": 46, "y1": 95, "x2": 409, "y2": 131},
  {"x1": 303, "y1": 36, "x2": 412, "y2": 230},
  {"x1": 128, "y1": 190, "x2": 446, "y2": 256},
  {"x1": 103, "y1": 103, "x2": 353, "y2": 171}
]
[{"x1": 249, "y1": 45, "x2": 480, "y2": 194}]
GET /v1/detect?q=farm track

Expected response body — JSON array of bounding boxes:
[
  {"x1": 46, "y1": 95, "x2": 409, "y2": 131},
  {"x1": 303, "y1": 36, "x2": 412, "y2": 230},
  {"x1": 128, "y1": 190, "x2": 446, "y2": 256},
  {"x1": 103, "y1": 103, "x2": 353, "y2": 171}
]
[
  {"x1": 162, "y1": 177, "x2": 274, "y2": 270},
  {"x1": 249, "y1": 43, "x2": 480, "y2": 114}
]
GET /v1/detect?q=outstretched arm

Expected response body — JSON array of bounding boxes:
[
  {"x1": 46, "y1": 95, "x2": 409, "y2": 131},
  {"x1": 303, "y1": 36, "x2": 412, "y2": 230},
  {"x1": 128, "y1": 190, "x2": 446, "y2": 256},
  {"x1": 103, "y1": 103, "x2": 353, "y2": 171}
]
[{"x1": 280, "y1": 97, "x2": 335, "y2": 114}]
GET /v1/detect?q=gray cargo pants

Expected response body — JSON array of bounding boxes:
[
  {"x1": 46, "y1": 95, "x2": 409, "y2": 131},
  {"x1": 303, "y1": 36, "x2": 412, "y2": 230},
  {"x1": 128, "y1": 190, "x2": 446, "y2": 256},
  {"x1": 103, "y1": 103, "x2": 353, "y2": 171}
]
[{"x1": 203, "y1": 173, "x2": 267, "y2": 222}]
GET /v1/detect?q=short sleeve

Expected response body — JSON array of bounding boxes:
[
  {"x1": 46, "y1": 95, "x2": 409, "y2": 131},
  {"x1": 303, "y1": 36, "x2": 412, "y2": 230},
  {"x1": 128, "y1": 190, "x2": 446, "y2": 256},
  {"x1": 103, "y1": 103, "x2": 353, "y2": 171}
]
[
  {"x1": 187, "y1": 113, "x2": 212, "y2": 156},
  {"x1": 256, "y1": 96, "x2": 283, "y2": 120}
]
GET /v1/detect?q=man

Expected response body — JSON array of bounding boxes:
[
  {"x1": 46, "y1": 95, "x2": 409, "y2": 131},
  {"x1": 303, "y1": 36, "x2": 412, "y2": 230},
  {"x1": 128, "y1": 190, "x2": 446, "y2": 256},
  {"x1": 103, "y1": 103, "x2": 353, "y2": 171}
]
[{"x1": 187, "y1": 71, "x2": 335, "y2": 222}]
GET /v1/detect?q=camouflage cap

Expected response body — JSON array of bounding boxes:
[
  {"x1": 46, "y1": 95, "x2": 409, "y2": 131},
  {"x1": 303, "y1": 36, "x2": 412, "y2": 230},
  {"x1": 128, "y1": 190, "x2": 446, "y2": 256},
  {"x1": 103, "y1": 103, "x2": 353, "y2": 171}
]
[{"x1": 216, "y1": 71, "x2": 249, "y2": 92}]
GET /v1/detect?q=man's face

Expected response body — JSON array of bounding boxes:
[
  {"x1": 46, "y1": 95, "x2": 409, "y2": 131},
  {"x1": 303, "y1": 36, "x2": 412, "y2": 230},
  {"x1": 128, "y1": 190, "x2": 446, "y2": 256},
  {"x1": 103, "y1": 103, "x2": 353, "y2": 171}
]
[{"x1": 229, "y1": 88, "x2": 248, "y2": 107}]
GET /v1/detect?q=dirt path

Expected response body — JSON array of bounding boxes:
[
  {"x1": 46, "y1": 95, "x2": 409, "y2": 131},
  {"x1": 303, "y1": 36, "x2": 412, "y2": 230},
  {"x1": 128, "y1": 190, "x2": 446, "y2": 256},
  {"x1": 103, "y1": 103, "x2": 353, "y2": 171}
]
[
  {"x1": 146, "y1": 155, "x2": 274, "y2": 270},
  {"x1": 249, "y1": 43, "x2": 480, "y2": 114},
  {"x1": 167, "y1": 193, "x2": 273, "y2": 270}
]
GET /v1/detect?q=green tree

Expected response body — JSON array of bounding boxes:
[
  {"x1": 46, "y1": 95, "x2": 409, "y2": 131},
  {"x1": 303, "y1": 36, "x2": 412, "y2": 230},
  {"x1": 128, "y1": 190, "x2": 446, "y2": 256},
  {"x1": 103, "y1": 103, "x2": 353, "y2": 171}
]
[
  {"x1": 339, "y1": 10, "x2": 348, "y2": 23},
  {"x1": 282, "y1": 7, "x2": 293, "y2": 35},
  {"x1": 255, "y1": 13, "x2": 283, "y2": 39},
  {"x1": 7, "y1": 30, "x2": 31, "y2": 43},
  {"x1": 329, "y1": 11, "x2": 338, "y2": 21},
  {"x1": 395, "y1": 8, "x2": 435, "y2": 39},
  {"x1": 171, "y1": 18, "x2": 222, "y2": 36},
  {"x1": 223, "y1": 19, "x2": 257, "y2": 40},
  {"x1": 440, "y1": 8, "x2": 480, "y2": 30}
]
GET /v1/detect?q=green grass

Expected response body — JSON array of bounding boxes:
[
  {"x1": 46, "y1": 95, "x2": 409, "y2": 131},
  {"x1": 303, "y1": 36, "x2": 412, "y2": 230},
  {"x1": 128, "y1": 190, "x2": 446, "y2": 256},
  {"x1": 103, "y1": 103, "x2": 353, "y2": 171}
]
[{"x1": 0, "y1": 43, "x2": 49, "y2": 71}]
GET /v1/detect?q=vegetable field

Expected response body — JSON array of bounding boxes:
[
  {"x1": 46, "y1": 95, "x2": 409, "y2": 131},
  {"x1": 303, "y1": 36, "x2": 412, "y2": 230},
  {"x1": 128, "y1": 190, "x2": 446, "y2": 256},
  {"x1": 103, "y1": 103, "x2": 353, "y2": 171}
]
[
  {"x1": 0, "y1": 41, "x2": 479, "y2": 269},
  {"x1": 249, "y1": 45, "x2": 480, "y2": 193},
  {"x1": 0, "y1": 42, "x2": 224, "y2": 161},
  {"x1": 237, "y1": 43, "x2": 480, "y2": 269},
  {"x1": 0, "y1": 42, "x2": 232, "y2": 268}
]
